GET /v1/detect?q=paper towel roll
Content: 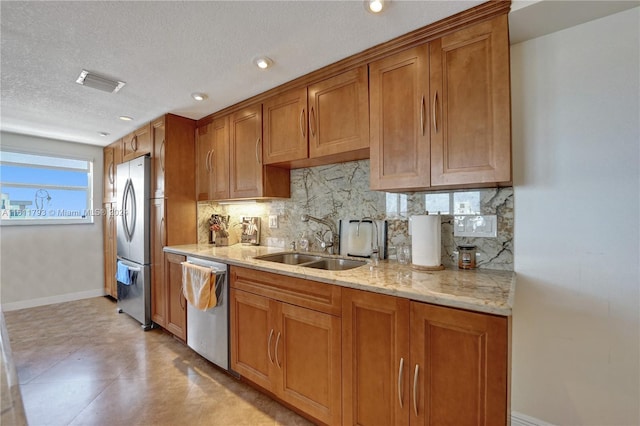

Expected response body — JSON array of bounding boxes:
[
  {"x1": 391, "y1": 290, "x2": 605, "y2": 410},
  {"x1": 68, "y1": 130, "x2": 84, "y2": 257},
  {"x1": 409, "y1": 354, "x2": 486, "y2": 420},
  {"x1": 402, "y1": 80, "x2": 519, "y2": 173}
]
[{"x1": 410, "y1": 215, "x2": 441, "y2": 267}]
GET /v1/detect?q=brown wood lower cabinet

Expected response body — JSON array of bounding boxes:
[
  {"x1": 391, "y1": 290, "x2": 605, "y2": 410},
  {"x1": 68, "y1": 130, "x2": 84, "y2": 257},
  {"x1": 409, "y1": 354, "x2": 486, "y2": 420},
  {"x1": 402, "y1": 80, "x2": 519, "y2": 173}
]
[
  {"x1": 342, "y1": 288, "x2": 509, "y2": 426},
  {"x1": 230, "y1": 267, "x2": 341, "y2": 426},
  {"x1": 163, "y1": 252, "x2": 187, "y2": 341},
  {"x1": 102, "y1": 202, "x2": 117, "y2": 298}
]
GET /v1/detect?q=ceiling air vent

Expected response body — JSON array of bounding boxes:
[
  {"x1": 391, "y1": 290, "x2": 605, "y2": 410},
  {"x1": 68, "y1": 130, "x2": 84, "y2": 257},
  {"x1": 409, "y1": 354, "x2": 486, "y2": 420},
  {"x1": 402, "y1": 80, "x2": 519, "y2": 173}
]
[{"x1": 75, "y1": 70, "x2": 125, "y2": 93}]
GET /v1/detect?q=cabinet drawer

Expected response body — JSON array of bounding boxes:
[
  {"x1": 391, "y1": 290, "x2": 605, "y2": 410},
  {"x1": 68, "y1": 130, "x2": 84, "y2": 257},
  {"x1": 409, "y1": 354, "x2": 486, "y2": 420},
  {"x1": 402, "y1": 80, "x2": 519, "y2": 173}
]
[{"x1": 230, "y1": 266, "x2": 341, "y2": 317}]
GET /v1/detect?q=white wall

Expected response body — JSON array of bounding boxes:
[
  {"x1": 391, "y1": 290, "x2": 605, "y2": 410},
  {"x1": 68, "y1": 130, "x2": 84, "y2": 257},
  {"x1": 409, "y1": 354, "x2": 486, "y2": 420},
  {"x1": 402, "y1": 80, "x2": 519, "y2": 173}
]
[
  {"x1": 0, "y1": 133, "x2": 105, "y2": 310},
  {"x1": 511, "y1": 7, "x2": 639, "y2": 426}
]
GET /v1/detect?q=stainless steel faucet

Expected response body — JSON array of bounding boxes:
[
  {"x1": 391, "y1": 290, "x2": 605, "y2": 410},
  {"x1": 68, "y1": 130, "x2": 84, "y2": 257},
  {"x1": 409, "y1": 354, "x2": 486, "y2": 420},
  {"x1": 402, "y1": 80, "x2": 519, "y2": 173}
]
[
  {"x1": 357, "y1": 217, "x2": 379, "y2": 266},
  {"x1": 301, "y1": 214, "x2": 339, "y2": 254}
]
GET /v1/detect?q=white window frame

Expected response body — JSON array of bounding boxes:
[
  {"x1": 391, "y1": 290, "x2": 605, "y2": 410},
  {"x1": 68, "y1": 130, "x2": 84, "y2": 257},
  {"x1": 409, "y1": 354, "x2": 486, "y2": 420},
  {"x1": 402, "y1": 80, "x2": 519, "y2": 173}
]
[{"x1": 0, "y1": 149, "x2": 94, "y2": 226}]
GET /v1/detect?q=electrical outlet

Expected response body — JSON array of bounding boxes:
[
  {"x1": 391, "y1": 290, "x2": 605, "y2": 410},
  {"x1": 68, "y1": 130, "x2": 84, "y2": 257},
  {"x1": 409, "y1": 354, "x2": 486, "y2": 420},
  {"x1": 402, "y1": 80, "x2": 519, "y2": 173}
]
[
  {"x1": 453, "y1": 215, "x2": 497, "y2": 238},
  {"x1": 268, "y1": 215, "x2": 278, "y2": 229}
]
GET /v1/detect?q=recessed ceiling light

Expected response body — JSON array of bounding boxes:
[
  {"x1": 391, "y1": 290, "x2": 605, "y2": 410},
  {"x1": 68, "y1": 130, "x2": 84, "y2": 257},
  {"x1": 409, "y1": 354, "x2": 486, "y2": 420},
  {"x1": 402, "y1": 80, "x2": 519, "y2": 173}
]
[
  {"x1": 98, "y1": 132, "x2": 110, "y2": 137},
  {"x1": 254, "y1": 56, "x2": 273, "y2": 70},
  {"x1": 119, "y1": 116, "x2": 133, "y2": 121},
  {"x1": 365, "y1": 0, "x2": 387, "y2": 13},
  {"x1": 191, "y1": 92, "x2": 207, "y2": 101}
]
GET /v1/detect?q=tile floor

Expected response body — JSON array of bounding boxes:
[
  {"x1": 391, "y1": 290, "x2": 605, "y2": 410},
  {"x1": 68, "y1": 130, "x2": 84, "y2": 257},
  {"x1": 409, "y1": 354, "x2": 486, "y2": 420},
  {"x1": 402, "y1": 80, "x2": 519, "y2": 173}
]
[{"x1": 4, "y1": 297, "x2": 313, "y2": 426}]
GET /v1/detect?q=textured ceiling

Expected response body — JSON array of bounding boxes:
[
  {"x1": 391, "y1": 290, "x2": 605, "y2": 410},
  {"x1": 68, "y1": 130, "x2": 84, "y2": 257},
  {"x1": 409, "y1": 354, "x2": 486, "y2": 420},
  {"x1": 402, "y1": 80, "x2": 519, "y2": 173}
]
[{"x1": 0, "y1": 0, "x2": 483, "y2": 146}]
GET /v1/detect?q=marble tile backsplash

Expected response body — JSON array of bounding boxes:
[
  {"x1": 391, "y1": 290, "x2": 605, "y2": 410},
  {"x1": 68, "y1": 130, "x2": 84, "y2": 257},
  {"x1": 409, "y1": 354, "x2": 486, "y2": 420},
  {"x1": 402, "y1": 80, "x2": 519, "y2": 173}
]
[{"x1": 197, "y1": 160, "x2": 514, "y2": 270}]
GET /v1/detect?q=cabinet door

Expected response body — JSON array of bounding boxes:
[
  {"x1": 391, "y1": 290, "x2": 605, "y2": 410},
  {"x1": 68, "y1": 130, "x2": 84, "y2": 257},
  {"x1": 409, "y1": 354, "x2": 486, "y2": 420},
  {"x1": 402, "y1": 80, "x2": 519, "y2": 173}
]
[
  {"x1": 103, "y1": 147, "x2": 116, "y2": 203},
  {"x1": 430, "y1": 15, "x2": 511, "y2": 187},
  {"x1": 309, "y1": 66, "x2": 369, "y2": 159},
  {"x1": 230, "y1": 104, "x2": 263, "y2": 198},
  {"x1": 195, "y1": 124, "x2": 214, "y2": 201},
  {"x1": 164, "y1": 252, "x2": 187, "y2": 341},
  {"x1": 196, "y1": 117, "x2": 230, "y2": 201},
  {"x1": 342, "y1": 288, "x2": 410, "y2": 426},
  {"x1": 150, "y1": 198, "x2": 166, "y2": 327},
  {"x1": 210, "y1": 116, "x2": 230, "y2": 200},
  {"x1": 410, "y1": 302, "x2": 508, "y2": 426},
  {"x1": 369, "y1": 45, "x2": 430, "y2": 191},
  {"x1": 230, "y1": 288, "x2": 275, "y2": 392},
  {"x1": 102, "y1": 202, "x2": 117, "y2": 298},
  {"x1": 276, "y1": 302, "x2": 341, "y2": 426},
  {"x1": 122, "y1": 123, "x2": 152, "y2": 161},
  {"x1": 151, "y1": 117, "x2": 166, "y2": 198},
  {"x1": 263, "y1": 87, "x2": 308, "y2": 165}
]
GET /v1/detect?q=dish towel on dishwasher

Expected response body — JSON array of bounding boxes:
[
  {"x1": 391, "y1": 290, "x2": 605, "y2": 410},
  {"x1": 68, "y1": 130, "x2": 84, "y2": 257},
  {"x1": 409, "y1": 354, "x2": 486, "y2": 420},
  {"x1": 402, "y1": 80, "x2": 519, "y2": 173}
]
[
  {"x1": 116, "y1": 261, "x2": 131, "y2": 285},
  {"x1": 181, "y1": 262, "x2": 217, "y2": 310}
]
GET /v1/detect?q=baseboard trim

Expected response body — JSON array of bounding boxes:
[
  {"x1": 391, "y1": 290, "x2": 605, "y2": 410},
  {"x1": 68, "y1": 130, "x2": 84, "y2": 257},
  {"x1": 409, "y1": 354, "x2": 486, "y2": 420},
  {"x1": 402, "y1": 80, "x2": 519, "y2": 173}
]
[
  {"x1": 1, "y1": 289, "x2": 106, "y2": 311},
  {"x1": 512, "y1": 411, "x2": 555, "y2": 426}
]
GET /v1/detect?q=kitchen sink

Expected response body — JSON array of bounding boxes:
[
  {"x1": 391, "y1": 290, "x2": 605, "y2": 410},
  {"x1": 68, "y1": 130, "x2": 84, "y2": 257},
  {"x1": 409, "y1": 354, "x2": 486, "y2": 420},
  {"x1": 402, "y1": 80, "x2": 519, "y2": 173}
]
[
  {"x1": 254, "y1": 252, "x2": 366, "y2": 271},
  {"x1": 303, "y1": 258, "x2": 366, "y2": 271},
  {"x1": 254, "y1": 252, "x2": 324, "y2": 265}
]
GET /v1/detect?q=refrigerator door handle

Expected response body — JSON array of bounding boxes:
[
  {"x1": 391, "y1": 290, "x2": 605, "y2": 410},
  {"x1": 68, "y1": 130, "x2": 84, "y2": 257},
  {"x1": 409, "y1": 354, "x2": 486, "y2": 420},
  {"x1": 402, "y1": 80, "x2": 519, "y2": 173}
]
[
  {"x1": 122, "y1": 179, "x2": 137, "y2": 242},
  {"x1": 121, "y1": 179, "x2": 131, "y2": 242},
  {"x1": 128, "y1": 179, "x2": 137, "y2": 241}
]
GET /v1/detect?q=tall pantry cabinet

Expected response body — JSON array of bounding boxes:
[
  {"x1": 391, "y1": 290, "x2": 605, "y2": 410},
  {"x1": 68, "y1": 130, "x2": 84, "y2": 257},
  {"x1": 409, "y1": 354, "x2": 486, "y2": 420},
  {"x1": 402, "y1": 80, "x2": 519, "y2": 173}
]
[
  {"x1": 102, "y1": 138, "x2": 121, "y2": 299},
  {"x1": 149, "y1": 114, "x2": 196, "y2": 340}
]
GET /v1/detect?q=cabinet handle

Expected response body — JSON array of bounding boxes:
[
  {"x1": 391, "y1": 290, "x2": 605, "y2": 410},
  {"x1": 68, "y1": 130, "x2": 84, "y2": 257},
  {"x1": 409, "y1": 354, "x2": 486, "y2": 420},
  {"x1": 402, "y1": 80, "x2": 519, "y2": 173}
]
[
  {"x1": 108, "y1": 161, "x2": 114, "y2": 185},
  {"x1": 310, "y1": 106, "x2": 316, "y2": 138},
  {"x1": 299, "y1": 108, "x2": 306, "y2": 138},
  {"x1": 180, "y1": 292, "x2": 185, "y2": 310},
  {"x1": 412, "y1": 364, "x2": 419, "y2": 417},
  {"x1": 267, "y1": 329, "x2": 274, "y2": 364},
  {"x1": 205, "y1": 150, "x2": 212, "y2": 172},
  {"x1": 160, "y1": 217, "x2": 166, "y2": 246},
  {"x1": 433, "y1": 91, "x2": 439, "y2": 134},
  {"x1": 275, "y1": 331, "x2": 282, "y2": 368},
  {"x1": 131, "y1": 136, "x2": 138, "y2": 152},
  {"x1": 398, "y1": 357, "x2": 404, "y2": 408},
  {"x1": 255, "y1": 138, "x2": 261, "y2": 165},
  {"x1": 160, "y1": 139, "x2": 165, "y2": 172},
  {"x1": 420, "y1": 95, "x2": 425, "y2": 136},
  {"x1": 209, "y1": 149, "x2": 215, "y2": 173}
]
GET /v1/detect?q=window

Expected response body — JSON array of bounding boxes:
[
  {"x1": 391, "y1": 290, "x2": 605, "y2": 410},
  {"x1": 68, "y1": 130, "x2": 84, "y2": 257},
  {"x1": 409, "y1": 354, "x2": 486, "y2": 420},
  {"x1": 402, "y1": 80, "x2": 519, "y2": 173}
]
[
  {"x1": 0, "y1": 150, "x2": 94, "y2": 225},
  {"x1": 385, "y1": 193, "x2": 408, "y2": 218},
  {"x1": 425, "y1": 191, "x2": 481, "y2": 215}
]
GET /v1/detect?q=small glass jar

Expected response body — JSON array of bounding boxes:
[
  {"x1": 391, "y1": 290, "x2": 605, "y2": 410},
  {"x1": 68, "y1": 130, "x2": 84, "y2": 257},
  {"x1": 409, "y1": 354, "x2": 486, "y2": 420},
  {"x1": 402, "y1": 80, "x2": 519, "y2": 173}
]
[{"x1": 457, "y1": 245, "x2": 477, "y2": 269}]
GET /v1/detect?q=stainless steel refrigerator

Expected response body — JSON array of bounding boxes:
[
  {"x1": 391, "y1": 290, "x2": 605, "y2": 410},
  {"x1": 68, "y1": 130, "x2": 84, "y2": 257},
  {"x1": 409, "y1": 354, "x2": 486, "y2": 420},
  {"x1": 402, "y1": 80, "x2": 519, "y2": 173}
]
[{"x1": 116, "y1": 155, "x2": 152, "y2": 329}]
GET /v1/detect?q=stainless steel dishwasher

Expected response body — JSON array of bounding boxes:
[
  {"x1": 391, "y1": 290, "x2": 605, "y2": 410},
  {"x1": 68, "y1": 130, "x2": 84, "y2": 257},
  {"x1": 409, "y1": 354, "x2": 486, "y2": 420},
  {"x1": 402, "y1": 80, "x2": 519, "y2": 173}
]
[{"x1": 184, "y1": 256, "x2": 229, "y2": 371}]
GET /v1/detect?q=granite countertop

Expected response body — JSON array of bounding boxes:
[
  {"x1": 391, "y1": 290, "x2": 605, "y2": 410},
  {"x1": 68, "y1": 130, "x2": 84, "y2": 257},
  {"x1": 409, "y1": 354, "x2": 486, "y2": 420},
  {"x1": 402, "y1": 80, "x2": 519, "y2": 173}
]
[{"x1": 164, "y1": 243, "x2": 516, "y2": 316}]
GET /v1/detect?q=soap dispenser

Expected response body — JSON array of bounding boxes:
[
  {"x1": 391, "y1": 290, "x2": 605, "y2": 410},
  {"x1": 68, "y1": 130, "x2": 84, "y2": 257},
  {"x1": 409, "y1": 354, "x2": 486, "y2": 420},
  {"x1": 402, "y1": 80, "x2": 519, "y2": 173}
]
[{"x1": 299, "y1": 232, "x2": 309, "y2": 252}]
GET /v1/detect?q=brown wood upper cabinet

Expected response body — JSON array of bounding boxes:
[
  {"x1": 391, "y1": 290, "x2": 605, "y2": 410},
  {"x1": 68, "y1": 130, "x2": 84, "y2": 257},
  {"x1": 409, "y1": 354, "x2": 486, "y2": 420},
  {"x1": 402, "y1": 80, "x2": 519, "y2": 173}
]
[
  {"x1": 369, "y1": 15, "x2": 511, "y2": 191},
  {"x1": 369, "y1": 45, "x2": 430, "y2": 191},
  {"x1": 102, "y1": 146, "x2": 116, "y2": 203},
  {"x1": 102, "y1": 139, "x2": 122, "y2": 203},
  {"x1": 151, "y1": 114, "x2": 197, "y2": 200},
  {"x1": 430, "y1": 15, "x2": 511, "y2": 187},
  {"x1": 122, "y1": 123, "x2": 152, "y2": 162},
  {"x1": 228, "y1": 104, "x2": 290, "y2": 199},
  {"x1": 262, "y1": 66, "x2": 369, "y2": 168},
  {"x1": 342, "y1": 288, "x2": 509, "y2": 426},
  {"x1": 196, "y1": 116, "x2": 230, "y2": 201}
]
